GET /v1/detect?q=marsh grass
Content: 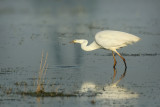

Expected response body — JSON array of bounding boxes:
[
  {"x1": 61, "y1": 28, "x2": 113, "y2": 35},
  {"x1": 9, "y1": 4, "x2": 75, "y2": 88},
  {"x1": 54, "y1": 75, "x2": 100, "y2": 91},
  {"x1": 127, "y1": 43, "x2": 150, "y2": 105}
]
[
  {"x1": 36, "y1": 50, "x2": 48, "y2": 93},
  {"x1": 15, "y1": 51, "x2": 77, "y2": 97}
]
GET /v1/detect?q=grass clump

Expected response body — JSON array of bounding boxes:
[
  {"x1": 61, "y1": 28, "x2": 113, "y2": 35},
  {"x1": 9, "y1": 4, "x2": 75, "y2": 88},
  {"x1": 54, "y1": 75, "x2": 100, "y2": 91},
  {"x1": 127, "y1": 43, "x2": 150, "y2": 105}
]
[
  {"x1": 36, "y1": 50, "x2": 48, "y2": 94},
  {"x1": 17, "y1": 50, "x2": 77, "y2": 97}
]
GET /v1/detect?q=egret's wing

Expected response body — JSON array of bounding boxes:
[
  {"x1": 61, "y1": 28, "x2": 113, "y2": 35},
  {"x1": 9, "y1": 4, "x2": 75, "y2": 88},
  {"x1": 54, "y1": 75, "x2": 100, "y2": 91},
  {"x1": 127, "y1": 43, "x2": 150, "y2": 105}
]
[
  {"x1": 96, "y1": 36, "x2": 128, "y2": 48},
  {"x1": 95, "y1": 30, "x2": 140, "y2": 49}
]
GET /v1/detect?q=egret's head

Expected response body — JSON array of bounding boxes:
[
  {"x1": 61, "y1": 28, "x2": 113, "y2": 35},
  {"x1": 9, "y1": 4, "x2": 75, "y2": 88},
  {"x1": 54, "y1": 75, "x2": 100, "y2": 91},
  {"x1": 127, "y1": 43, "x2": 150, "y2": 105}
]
[{"x1": 70, "y1": 39, "x2": 87, "y2": 44}]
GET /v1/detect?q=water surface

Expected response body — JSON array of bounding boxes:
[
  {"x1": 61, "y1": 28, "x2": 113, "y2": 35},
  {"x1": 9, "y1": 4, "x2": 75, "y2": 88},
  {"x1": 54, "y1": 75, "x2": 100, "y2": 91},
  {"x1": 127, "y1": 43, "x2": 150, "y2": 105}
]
[{"x1": 0, "y1": 0, "x2": 160, "y2": 106}]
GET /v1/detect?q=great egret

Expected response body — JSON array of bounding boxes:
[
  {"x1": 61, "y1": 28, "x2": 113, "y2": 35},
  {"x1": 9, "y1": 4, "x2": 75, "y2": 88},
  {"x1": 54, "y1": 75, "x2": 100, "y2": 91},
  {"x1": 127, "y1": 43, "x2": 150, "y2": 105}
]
[{"x1": 70, "y1": 30, "x2": 140, "y2": 68}]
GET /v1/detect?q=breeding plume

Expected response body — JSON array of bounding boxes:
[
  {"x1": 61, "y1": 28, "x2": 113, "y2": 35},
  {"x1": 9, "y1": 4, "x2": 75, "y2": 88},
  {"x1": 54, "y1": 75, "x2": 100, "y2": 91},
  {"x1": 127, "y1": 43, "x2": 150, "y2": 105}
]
[{"x1": 70, "y1": 30, "x2": 140, "y2": 68}]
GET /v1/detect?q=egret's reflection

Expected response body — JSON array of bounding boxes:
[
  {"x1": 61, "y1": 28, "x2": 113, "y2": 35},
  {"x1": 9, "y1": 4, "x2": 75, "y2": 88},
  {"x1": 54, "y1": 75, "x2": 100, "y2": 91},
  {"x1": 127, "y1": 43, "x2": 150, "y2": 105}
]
[
  {"x1": 112, "y1": 67, "x2": 127, "y2": 87},
  {"x1": 80, "y1": 81, "x2": 139, "y2": 100},
  {"x1": 98, "y1": 85, "x2": 139, "y2": 100},
  {"x1": 78, "y1": 66, "x2": 138, "y2": 100}
]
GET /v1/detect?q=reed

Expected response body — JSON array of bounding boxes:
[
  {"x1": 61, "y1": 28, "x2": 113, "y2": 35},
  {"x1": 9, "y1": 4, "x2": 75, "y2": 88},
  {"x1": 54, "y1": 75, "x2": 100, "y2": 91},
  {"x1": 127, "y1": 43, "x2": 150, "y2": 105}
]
[{"x1": 36, "y1": 50, "x2": 48, "y2": 93}]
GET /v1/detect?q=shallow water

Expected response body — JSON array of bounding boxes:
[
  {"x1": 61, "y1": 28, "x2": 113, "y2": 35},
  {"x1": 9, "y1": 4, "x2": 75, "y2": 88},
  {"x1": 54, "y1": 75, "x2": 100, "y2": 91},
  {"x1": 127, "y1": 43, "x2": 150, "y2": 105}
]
[{"x1": 0, "y1": 0, "x2": 160, "y2": 107}]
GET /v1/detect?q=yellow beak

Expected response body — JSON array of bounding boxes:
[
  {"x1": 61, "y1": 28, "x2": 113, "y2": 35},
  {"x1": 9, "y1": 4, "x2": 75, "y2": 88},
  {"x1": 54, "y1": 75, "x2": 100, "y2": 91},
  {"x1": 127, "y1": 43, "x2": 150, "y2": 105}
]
[{"x1": 69, "y1": 40, "x2": 76, "y2": 43}]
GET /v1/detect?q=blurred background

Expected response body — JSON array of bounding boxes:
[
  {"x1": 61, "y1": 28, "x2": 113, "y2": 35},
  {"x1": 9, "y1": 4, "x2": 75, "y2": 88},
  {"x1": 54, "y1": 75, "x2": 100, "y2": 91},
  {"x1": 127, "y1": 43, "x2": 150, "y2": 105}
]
[{"x1": 0, "y1": 0, "x2": 160, "y2": 106}]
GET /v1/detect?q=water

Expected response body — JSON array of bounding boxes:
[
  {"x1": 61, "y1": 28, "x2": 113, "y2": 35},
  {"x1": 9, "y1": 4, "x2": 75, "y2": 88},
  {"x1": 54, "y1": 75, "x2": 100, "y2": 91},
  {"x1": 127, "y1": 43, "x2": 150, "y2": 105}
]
[{"x1": 0, "y1": 0, "x2": 160, "y2": 106}]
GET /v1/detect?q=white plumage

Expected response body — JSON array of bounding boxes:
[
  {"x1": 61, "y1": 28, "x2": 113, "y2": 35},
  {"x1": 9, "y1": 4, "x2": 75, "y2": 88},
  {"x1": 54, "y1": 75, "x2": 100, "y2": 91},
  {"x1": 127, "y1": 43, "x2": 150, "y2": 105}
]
[{"x1": 95, "y1": 30, "x2": 140, "y2": 50}]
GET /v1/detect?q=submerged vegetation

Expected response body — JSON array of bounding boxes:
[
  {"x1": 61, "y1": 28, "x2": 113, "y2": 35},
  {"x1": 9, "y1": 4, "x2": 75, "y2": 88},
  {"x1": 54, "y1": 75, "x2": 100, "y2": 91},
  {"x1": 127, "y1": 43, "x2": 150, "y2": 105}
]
[{"x1": 20, "y1": 91, "x2": 77, "y2": 97}]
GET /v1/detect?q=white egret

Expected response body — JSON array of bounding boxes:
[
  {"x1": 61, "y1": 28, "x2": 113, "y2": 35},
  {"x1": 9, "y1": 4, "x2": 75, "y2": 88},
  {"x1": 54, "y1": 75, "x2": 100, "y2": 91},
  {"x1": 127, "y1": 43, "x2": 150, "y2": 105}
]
[{"x1": 70, "y1": 30, "x2": 140, "y2": 68}]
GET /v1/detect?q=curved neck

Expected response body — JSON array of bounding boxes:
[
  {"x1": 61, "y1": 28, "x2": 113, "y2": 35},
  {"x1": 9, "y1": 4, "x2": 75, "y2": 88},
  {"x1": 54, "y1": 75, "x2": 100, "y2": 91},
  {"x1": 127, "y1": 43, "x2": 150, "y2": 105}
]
[{"x1": 81, "y1": 40, "x2": 101, "y2": 51}]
